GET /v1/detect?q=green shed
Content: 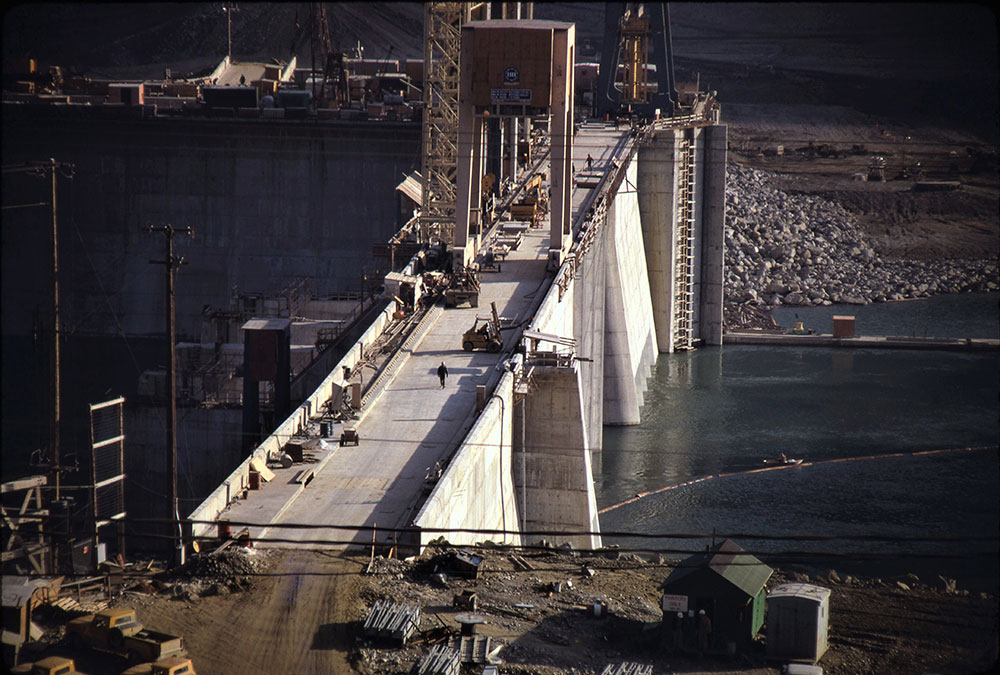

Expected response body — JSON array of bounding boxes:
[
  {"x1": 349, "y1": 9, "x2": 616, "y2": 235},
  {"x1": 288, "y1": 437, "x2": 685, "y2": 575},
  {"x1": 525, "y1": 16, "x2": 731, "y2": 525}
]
[{"x1": 660, "y1": 539, "x2": 773, "y2": 653}]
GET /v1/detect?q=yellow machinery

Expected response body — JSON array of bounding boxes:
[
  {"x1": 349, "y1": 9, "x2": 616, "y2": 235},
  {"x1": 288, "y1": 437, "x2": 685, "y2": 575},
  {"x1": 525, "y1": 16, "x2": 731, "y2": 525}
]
[
  {"x1": 621, "y1": 9, "x2": 650, "y2": 105},
  {"x1": 461, "y1": 302, "x2": 503, "y2": 352}
]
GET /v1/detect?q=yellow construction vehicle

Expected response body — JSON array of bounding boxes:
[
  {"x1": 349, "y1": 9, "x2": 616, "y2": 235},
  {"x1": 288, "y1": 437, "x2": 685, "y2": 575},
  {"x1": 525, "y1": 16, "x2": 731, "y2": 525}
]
[
  {"x1": 461, "y1": 302, "x2": 504, "y2": 353},
  {"x1": 11, "y1": 656, "x2": 85, "y2": 675}
]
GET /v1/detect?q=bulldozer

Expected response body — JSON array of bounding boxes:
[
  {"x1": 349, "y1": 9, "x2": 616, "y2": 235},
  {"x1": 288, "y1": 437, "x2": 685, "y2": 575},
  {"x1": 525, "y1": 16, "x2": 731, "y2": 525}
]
[{"x1": 462, "y1": 302, "x2": 504, "y2": 352}]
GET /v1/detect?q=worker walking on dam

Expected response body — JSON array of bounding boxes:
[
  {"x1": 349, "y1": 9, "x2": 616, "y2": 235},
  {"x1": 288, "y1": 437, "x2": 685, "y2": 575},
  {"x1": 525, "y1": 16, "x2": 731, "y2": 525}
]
[{"x1": 437, "y1": 361, "x2": 449, "y2": 389}]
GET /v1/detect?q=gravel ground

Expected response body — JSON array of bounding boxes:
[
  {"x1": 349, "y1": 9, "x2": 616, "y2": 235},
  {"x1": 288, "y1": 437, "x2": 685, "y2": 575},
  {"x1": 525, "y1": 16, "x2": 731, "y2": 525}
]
[
  {"x1": 353, "y1": 546, "x2": 998, "y2": 674},
  {"x1": 21, "y1": 547, "x2": 993, "y2": 674}
]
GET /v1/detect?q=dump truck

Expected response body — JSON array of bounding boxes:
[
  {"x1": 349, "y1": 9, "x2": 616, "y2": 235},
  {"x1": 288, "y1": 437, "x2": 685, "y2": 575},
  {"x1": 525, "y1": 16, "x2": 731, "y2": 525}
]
[
  {"x1": 66, "y1": 608, "x2": 187, "y2": 664},
  {"x1": 10, "y1": 656, "x2": 85, "y2": 675},
  {"x1": 122, "y1": 656, "x2": 197, "y2": 675},
  {"x1": 461, "y1": 302, "x2": 504, "y2": 353},
  {"x1": 444, "y1": 268, "x2": 480, "y2": 308}
]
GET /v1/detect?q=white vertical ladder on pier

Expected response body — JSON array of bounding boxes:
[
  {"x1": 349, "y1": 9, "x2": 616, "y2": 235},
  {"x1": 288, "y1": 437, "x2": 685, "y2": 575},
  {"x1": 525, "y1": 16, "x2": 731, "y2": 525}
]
[{"x1": 672, "y1": 132, "x2": 696, "y2": 351}]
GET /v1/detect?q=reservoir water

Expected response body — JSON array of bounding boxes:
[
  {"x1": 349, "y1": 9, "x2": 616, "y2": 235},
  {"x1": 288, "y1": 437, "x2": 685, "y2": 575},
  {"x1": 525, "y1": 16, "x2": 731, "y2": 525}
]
[{"x1": 598, "y1": 293, "x2": 999, "y2": 592}]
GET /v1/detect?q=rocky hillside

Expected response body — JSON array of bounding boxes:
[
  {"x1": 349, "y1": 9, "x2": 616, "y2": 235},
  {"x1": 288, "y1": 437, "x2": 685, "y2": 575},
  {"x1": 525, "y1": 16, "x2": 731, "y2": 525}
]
[{"x1": 724, "y1": 165, "x2": 998, "y2": 326}]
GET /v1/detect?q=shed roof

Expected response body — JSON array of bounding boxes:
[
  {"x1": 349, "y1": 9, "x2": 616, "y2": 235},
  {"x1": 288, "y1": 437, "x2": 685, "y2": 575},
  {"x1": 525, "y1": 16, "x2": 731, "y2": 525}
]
[
  {"x1": 242, "y1": 318, "x2": 292, "y2": 332},
  {"x1": 396, "y1": 170, "x2": 422, "y2": 206},
  {"x1": 1, "y1": 576, "x2": 61, "y2": 608},
  {"x1": 768, "y1": 582, "x2": 831, "y2": 602},
  {"x1": 660, "y1": 539, "x2": 773, "y2": 599}
]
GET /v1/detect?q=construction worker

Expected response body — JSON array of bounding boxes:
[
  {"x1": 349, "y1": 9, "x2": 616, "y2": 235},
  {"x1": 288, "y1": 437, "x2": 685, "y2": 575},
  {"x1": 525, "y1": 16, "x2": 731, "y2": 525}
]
[
  {"x1": 671, "y1": 611, "x2": 684, "y2": 651},
  {"x1": 437, "y1": 361, "x2": 448, "y2": 389},
  {"x1": 697, "y1": 609, "x2": 712, "y2": 654}
]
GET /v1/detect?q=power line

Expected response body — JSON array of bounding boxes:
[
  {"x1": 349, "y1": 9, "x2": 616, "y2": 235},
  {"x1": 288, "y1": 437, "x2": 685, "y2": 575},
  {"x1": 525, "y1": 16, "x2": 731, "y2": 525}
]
[{"x1": 15, "y1": 511, "x2": 998, "y2": 548}]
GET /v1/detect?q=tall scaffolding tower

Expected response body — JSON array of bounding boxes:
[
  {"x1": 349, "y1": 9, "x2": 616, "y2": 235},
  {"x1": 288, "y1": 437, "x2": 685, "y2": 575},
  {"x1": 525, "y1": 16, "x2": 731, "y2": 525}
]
[
  {"x1": 419, "y1": 3, "x2": 473, "y2": 245},
  {"x1": 420, "y1": 3, "x2": 532, "y2": 245},
  {"x1": 621, "y1": 7, "x2": 649, "y2": 105}
]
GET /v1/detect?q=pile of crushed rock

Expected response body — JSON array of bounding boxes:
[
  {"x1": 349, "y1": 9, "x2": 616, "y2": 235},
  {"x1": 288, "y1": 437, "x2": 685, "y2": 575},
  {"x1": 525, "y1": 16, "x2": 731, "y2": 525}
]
[{"x1": 723, "y1": 164, "x2": 997, "y2": 323}]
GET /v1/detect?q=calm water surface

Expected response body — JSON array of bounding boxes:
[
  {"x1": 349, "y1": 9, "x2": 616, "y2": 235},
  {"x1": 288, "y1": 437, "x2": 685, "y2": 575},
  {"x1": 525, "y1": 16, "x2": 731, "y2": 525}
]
[{"x1": 599, "y1": 293, "x2": 999, "y2": 591}]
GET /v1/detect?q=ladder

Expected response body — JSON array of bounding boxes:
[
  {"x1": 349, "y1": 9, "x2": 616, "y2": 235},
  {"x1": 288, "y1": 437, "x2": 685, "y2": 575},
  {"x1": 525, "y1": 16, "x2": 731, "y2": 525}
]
[{"x1": 672, "y1": 133, "x2": 696, "y2": 351}]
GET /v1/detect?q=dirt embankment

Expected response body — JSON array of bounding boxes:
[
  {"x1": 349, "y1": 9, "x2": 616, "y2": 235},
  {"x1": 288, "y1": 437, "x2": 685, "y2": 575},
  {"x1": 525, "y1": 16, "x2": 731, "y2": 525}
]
[{"x1": 21, "y1": 548, "x2": 997, "y2": 675}]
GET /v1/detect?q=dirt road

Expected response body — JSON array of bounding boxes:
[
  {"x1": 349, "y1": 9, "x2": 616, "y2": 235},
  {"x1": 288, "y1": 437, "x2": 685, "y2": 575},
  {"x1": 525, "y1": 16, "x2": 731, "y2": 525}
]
[{"x1": 134, "y1": 550, "x2": 366, "y2": 674}]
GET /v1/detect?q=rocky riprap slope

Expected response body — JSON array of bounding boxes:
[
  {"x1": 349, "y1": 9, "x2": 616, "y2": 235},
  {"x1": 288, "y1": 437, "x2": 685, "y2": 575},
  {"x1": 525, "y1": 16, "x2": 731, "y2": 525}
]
[{"x1": 723, "y1": 165, "x2": 997, "y2": 327}]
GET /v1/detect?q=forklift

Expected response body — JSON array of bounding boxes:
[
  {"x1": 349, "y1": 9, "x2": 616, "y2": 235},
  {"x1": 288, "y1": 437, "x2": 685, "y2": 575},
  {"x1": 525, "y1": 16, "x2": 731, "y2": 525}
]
[{"x1": 461, "y1": 302, "x2": 504, "y2": 352}]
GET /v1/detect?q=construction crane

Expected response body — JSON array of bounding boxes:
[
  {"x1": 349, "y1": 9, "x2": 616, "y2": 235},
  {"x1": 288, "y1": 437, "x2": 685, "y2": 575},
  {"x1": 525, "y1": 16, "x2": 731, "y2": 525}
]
[
  {"x1": 311, "y1": 3, "x2": 349, "y2": 109},
  {"x1": 595, "y1": 2, "x2": 678, "y2": 119}
]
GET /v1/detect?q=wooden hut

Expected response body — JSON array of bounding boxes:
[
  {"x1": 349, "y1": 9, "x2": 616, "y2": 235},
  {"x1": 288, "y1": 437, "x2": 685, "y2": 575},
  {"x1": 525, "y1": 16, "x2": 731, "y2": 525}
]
[{"x1": 660, "y1": 539, "x2": 772, "y2": 653}]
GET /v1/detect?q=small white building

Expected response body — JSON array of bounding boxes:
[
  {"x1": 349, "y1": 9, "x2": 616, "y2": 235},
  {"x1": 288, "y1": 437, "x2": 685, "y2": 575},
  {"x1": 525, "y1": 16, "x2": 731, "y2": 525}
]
[{"x1": 766, "y1": 583, "x2": 831, "y2": 663}]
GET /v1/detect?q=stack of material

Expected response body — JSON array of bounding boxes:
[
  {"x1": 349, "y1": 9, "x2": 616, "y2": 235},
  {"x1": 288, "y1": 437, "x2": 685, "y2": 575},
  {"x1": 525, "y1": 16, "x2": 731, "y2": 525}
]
[
  {"x1": 363, "y1": 600, "x2": 421, "y2": 645},
  {"x1": 449, "y1": 635, "x2": 493, "y2": 664},
  {"x1": 600, "y1": 664, "x2": 653, "y2": 675},
  {"x1": 412, "y1": 644, "x2": 461, "y2": 675}
]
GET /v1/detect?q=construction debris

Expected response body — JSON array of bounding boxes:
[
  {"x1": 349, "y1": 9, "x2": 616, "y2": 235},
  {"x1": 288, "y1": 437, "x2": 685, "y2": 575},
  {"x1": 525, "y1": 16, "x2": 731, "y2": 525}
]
[
  {"x1": 411, "y1": 643, "x2": 461, "y2": 675},
  {"x1": 600, "y1": 663, "x2": 654, "y2": 675},
  {"x1": 449, "y1": 634, "x2": 494, "y2": 664},
  {"x1": 363, "y1": 600, "x2": 421, "y2": 645},
  {"x1": 449, "y1": 550, "x2": 483, "y2": 579}
]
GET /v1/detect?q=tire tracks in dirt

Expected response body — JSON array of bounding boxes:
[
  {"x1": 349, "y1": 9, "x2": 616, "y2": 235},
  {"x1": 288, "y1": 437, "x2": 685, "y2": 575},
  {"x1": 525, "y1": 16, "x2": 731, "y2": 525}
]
[{"x1": 137, "y1": 550, "x2": 365, "y2": 674}]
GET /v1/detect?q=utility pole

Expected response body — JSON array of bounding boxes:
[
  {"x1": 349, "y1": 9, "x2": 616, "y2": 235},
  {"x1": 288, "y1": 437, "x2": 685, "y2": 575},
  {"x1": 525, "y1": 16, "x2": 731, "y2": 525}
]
[
  {"x1": 48, "y1": 159, "x2": 62, "y2": 502},
  {"x1": 2, "y1": 159, "x2": 74, "y2": 499},
  {"x1": 146, "y1": 224, "x2": 194, "y2": 567},
  {"x1": 2, "y1": 158, "x2": 74, "y2": 573},
  {"x1": 222, "y1": 4, "x2": 240, "y2": 62}
]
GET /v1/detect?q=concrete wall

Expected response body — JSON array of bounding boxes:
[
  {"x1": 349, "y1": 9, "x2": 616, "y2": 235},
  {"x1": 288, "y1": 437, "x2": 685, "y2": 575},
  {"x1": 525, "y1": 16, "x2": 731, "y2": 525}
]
[
  {"x1": 573, "y1": 215, "x2": 609, "y2": 453},
  {"x1": 516, "y1": 366, "x2": 601, "y2": 549},
  {"x1": 637, "y1": 131, "x2": 678, "y2": 354},
  {"x1": 603, "y1": 160, "x2": 658, "y2": 425},
  {"x1": 412, "y1": 374, "x2": 521, "y2": 549},
  {"x1": 700, "y1": 125, "x2": 728, "y2": 345},
  {"x1": 1, "y1": 109, "x2": 420, "y2": 338},
  {"x1": 125, "y1": 406, "x2": 243, "y2": 522},
  {"x1": 637, "y1": 124, "x2": 727, "y2": 350}
]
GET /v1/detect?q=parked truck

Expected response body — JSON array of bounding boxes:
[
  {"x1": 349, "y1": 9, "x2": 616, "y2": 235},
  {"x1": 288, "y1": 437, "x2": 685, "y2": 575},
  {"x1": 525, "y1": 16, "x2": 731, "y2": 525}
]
[
  {"x1": 65, "y1": 608, "x2": 187, "y2": 664},
  {"x1": 10, "y1": 656, "x2": 85, "y2": 675}
]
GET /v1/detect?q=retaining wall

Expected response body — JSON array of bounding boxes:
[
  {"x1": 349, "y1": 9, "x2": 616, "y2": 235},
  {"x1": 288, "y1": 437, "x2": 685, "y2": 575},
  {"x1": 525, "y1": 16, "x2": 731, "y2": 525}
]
[{"x1": 411, "y1": 373, "x2": 521, "y2": 549}]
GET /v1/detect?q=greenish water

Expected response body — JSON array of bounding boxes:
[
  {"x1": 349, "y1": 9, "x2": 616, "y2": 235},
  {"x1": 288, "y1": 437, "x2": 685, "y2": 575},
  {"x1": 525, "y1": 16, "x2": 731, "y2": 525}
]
[{"x1": 600, "y1": 293, "x2": 999, "y2": 592}]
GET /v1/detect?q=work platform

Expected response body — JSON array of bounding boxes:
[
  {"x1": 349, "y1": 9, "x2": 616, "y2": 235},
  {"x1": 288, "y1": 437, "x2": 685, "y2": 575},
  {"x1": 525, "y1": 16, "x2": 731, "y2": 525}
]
[{"x1": 204, "y1": 123, "x2": 631, "y2": 551}]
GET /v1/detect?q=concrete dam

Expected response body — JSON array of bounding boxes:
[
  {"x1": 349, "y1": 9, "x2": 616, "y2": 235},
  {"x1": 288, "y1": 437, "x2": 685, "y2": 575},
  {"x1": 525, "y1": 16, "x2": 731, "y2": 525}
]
[
  {"x1": 2, "y1": 19, "x2": 725, "y2": 557},
  {"x1": 187, "y1": 112, "x2": 726, "y2": 554}
]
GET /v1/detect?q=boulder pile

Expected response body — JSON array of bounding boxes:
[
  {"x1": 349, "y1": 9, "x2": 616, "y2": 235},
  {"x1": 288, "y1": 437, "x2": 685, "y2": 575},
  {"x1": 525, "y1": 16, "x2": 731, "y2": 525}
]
[{"x1": 723, "y1": 165, "x2": 997, "y2": 322}]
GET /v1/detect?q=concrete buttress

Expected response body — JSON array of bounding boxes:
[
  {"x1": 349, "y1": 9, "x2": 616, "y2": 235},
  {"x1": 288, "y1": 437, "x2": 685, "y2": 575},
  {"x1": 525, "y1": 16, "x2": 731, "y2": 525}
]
[{"x1": 516, "y1": 366, "x2": 601, "y2": 549}]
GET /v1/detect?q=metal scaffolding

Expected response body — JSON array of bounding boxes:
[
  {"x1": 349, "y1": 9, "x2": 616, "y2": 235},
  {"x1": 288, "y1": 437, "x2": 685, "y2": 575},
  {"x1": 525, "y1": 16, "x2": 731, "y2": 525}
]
[{"x1": 419, "y1": 2, "x2": 471, "y2": 244}]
